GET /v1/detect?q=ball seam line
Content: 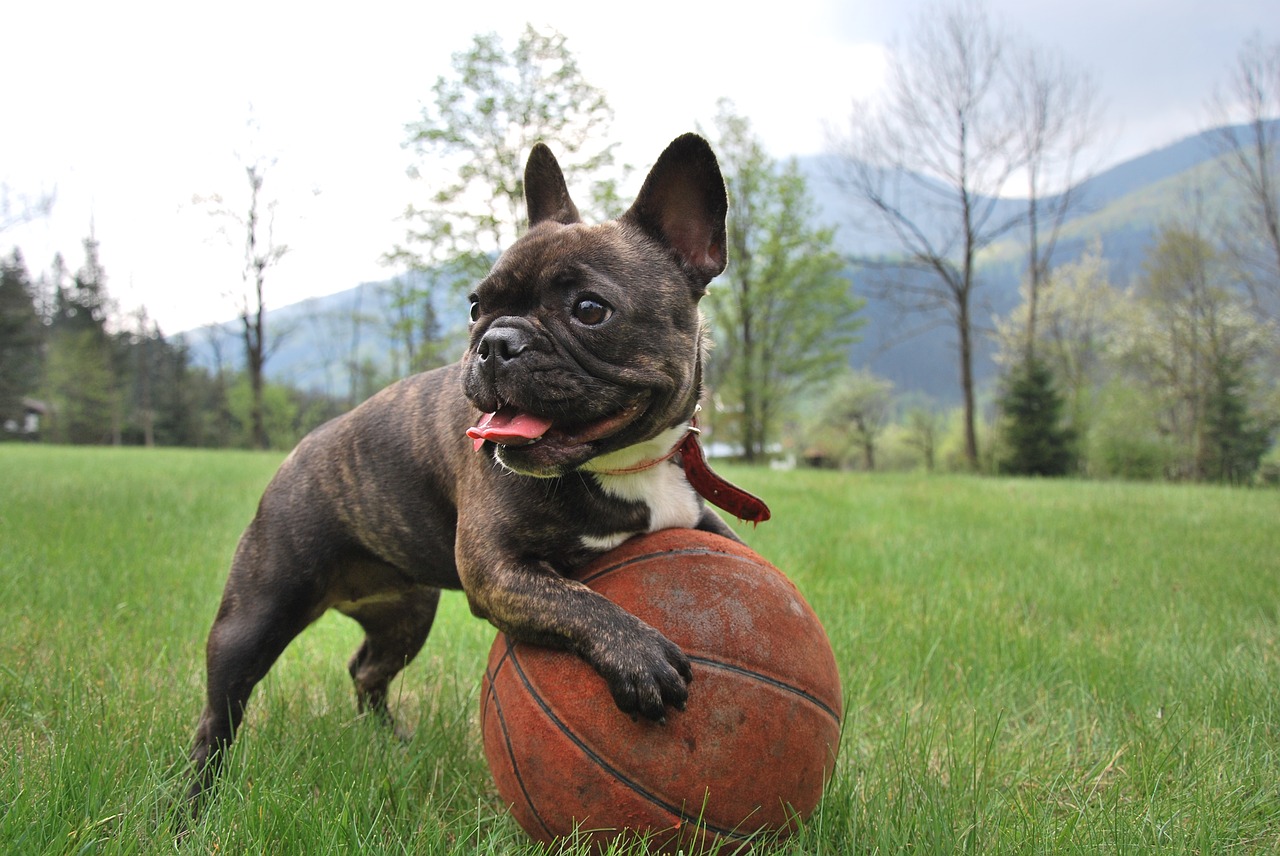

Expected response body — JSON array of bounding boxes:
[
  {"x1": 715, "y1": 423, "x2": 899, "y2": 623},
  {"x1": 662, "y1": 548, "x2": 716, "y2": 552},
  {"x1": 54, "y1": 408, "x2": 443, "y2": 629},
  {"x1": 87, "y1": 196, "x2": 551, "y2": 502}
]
[
  {"x1": 507, "y1": 641, "x2": 755, "y2": 843},
  {"x1": 488, "y1": 638, "x2": 558, "y2": 840},
  {"x1": 685, "y1": 655, "x2": 843, "y2": 725}
]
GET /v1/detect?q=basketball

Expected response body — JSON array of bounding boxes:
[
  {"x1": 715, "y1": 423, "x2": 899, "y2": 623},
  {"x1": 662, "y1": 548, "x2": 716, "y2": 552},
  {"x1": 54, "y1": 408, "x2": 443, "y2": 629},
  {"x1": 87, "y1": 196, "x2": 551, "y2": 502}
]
[{"x1": 480, "y1": 528, "x2": 843, "y2": 853}]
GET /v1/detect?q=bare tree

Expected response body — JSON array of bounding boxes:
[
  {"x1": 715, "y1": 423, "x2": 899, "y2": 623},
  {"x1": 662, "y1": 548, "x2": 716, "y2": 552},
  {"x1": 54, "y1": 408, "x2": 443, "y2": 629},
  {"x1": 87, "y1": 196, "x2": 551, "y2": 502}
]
[
  {"x1": 1208, "y1": 35, "x2": 1280, "y2": 318},
  {"x1": 827, "y1": 1, "x2": 1023, "y2": 469},
  {"x1": 827, "y1": 0, "x2": 1097, "y2": 469},
  {"x1": 1009, "y1": 46, "x2": 1101, "y2": 354},
  {"x1": 237, "y1": 164, "x2": 289, "y2": 449},
  {"x1": 200, "y1": 162, "x2": 290, "y2": 449}
]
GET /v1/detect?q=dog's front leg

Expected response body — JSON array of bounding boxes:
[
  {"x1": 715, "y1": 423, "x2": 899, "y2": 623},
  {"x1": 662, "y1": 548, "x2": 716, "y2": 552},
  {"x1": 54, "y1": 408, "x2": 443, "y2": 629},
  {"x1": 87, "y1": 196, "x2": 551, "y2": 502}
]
[
  {"x1": 695, "y1": 505, "x2": 741, "y2": 542},
  {"x1": 460, "y1": 550, "x2": 692, "y2": 722}
]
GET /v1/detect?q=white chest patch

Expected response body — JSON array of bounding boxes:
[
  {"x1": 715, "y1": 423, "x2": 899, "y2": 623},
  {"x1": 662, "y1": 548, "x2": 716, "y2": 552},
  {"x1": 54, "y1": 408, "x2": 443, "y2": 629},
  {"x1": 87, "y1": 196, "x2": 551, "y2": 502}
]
[{"x1": 580, "y1": 427, "x2": 701, "y2": 552}]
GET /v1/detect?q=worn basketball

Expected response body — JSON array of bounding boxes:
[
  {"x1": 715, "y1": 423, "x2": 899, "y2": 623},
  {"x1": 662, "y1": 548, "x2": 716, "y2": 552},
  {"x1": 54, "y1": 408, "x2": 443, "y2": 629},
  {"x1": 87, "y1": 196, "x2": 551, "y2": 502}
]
[{"x1": 480, "y1": 528, "x2": 843, "y2": 853}]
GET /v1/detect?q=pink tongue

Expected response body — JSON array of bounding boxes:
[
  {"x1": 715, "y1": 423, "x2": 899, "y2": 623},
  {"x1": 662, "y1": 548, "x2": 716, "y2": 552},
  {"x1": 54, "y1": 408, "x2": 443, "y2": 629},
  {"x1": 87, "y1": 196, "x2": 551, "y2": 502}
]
[{"x1": 467, "y1": 408, "x2": 554, "y2": 450}]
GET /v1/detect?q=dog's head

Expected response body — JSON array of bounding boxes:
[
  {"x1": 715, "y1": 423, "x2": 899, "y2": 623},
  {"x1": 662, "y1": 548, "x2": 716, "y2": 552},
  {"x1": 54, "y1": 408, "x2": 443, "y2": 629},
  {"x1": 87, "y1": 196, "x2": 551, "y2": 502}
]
[{"x1": 462, "y1": 133, "x2": 727, "y2": 477}]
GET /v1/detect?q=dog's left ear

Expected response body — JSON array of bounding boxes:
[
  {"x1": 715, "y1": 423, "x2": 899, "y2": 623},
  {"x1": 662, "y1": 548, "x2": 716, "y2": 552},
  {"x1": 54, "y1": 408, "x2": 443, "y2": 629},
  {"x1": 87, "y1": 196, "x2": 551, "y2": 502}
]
[
  {"x1": 525, "y1": 143, "x2": 582, "y2": 227},
  {"x1": 623, "y1": 134, "x2": 728, "y2": 291}
]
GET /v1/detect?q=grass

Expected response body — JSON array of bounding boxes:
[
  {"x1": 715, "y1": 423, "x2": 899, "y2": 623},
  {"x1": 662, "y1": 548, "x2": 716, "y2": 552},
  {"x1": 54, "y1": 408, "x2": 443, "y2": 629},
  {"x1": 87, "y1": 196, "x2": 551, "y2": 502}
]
[{"x1": 1, "y1": 444, "x2": 1278, "y2": 854}]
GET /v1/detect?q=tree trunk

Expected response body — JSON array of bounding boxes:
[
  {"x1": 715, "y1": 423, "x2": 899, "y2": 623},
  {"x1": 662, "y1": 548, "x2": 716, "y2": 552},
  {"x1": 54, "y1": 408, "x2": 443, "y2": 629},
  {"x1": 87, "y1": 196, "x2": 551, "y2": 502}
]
[{"x1": 959, "y1": 294, "x2": 978, "y2": 470}]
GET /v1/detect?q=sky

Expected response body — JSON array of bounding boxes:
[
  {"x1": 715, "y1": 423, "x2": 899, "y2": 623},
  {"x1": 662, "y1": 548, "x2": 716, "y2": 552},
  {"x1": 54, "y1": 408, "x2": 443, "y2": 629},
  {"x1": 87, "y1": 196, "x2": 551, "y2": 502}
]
[{"x1": 2, "y1": 0, "x2": 1276, "y2": 335}]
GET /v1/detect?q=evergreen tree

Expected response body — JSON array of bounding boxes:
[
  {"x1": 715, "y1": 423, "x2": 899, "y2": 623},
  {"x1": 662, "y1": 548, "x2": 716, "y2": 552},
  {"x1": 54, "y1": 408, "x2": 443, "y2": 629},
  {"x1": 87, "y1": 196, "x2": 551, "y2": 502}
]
[
  {"x1": 0, "y1": 249, "x2": 42, "y2": 433},
  {"x1": 44, "y1": 234, "x2": 120, "y2": 444},
  {"x1": 997, "y1": 355, "x2": 1077, "y2": 476},
  {"x1": 1201, "y1": 353, "x2": 1273, "y2": 484}
]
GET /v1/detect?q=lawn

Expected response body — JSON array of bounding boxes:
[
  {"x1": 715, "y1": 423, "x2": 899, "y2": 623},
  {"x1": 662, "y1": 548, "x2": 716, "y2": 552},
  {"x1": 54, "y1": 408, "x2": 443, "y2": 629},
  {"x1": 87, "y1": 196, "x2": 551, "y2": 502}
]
[{"x1": 1, "y1": 445, "x2": 1278, "y2": 853}]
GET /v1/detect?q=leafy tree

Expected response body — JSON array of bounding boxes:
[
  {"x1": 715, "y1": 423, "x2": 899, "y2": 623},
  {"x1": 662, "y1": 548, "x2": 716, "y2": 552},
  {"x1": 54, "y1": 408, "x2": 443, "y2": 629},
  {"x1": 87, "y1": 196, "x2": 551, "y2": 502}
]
[
  {"x1": 809, "y1": 369, "x2": 895, "y2": 470},
  {"x1": 903, "y1": 405, "x2": 942, "y2": 472},
  {"x1": 0, "y1": 249, "x2": 42, "y2": 432},
  {"x1": 1111, "y1": 224, "x2": 1277, "y2": 481},
  {"x1": 393, "y1": 25, "x2": 620, "y2": 287},
  {"x1": 996, "y1": 354, "x2": 1076, "y2": 476},
  {"x1": 703, "y1": 102, "x2": 862, "y2": 461}
]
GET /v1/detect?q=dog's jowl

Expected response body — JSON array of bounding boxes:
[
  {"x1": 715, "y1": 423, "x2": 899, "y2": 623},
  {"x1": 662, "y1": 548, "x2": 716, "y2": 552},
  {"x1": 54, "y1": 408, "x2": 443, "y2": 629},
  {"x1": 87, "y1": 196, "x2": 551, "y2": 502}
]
[{"x1": 187, "y1": 133, "x2": 768, "y2": 806}]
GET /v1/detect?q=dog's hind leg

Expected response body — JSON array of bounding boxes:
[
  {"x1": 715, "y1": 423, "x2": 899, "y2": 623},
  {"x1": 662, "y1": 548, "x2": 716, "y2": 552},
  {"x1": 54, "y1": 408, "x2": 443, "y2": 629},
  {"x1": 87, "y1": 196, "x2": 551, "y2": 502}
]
[
  {"x1": 339, "y1": 585, "x2": 441, "y2": 730},
  {"x1": 187, "y1": 565, "x2": 321, "y2": 808}
]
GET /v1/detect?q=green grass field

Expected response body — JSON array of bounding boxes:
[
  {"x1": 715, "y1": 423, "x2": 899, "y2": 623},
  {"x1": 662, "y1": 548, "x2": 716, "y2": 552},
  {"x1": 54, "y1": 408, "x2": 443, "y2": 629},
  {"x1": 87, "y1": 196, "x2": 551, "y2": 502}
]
[{"x1": 2, "y1": 445, "x2": 1278, "y2": 854}]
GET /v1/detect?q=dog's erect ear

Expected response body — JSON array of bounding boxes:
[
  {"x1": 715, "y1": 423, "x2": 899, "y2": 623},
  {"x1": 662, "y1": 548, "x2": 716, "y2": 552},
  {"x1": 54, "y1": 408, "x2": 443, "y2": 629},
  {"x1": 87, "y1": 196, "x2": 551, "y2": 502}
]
[
  {"x1": 623, "y1": 134, "x2": 728, "y2": 289},
  {"x1": 525, "y1": 143, "x2": 582, "y2": 227}
]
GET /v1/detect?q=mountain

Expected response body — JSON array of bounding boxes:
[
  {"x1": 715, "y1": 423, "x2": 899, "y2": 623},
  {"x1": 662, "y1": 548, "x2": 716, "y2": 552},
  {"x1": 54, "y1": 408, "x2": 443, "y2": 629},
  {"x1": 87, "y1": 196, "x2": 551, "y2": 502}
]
[
  {"x1": 178, "y1": 270, "x2": 465, "y2": 397},
  {"x1": 796, "y1": 120, "x2": 1277, "y2": 404},
  {"x1": 179, "y1": 122, "x2": 1275, "y2": 405}
]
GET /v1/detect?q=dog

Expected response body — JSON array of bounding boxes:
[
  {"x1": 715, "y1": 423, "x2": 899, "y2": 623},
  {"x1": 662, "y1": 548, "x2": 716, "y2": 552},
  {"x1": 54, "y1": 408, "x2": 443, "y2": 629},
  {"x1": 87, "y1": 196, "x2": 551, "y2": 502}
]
[{"x1": 187, "y1": 133, "x2": 768, "y2": 805}]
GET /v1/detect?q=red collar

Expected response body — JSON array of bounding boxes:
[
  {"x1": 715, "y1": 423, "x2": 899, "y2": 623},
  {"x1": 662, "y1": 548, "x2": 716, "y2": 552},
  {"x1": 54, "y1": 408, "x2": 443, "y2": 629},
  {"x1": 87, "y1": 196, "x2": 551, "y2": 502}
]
[{"x1": 592, "y1": 421, "x2": 771, "y2": 525}]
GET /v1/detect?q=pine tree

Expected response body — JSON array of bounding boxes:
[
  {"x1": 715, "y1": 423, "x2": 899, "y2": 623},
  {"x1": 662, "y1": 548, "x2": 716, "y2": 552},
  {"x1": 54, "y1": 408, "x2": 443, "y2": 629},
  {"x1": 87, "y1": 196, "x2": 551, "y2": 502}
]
[
  {"x1": 45, "y1": 234, "x2": 120, "y2": 444},
  {"x1": 997, "y1": 355, "x2": 1076, "y2": 476},
  {"x1": 1201, "y1": 354, "x2": 1272, "y2": 484},
  {"x1": 0, "y1": 249, "x2": 42, "y2": 432}
]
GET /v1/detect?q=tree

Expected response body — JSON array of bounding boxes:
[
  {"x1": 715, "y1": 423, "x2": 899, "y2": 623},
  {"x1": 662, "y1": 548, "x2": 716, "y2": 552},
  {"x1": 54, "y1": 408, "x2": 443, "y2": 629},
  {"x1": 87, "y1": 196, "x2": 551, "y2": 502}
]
[
  {"x1": 1008, "y1": 44, "x2": 1101, "y2": 353},
  {"x1": 993, "y1": 241, "x2": 1117, "y2": 439},
  {"x1": 996, "y1": 354, "x2": 1076, "y2": 476},
  {"x1": 1202, "y1": 351, "x2": 1273, "y2": 483},
  {"x1": 1208, "y1": 35, "x2": 1280, "y2": 318},
  {"x1": 238, "y1": 163, "x2": 290, "y2": 449},
  {"x1": 827, "y1": 1, "x2": 1096, "y2": 469},
  {"x1": 44, "y1": 234, "x2": 120, "y2": 444},
  {"x1": 200, "y1": 162, "x2": 290, "y2": 450},
  {"x1": 392, "y1": 25, "x2": 620, "y2": 289},
  {"x1": 903, "y1": 405, "x2": 942, "y2": 472},
  {"x1": 0, "y1": 249, "x2": 42, "y2": 432},
  {"x1": 811, "y1": 369, "x2": 895, "y2": 470},
  {"x1": 703, "y1": 102, "x2": 862, "y2": 461},
  {"x1": 379, "y1": 271, "x2": 451, "y2": 377},
  {"x1": 1111, "y1": 224, "x2": 1277, "y2": 481}
]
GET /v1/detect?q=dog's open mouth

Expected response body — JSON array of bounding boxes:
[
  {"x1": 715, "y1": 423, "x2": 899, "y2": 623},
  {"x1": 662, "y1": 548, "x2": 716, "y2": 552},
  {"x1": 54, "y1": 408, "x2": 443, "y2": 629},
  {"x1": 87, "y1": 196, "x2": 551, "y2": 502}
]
[{"x1": 467, "y1": 394, "x2": 651, "y2": 454}]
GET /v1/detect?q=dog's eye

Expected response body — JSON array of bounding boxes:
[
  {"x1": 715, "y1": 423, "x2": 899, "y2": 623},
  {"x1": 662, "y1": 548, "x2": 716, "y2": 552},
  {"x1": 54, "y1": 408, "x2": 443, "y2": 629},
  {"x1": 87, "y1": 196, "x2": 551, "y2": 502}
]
[{"x1": 572, "y1": 297, "x2": 612, "y2": 326}]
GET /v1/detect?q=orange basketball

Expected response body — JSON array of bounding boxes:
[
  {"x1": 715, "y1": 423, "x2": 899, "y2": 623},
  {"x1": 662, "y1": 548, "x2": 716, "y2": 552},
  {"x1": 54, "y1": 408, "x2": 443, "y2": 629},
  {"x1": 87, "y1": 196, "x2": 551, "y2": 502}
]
[{"x1": 480, "y1": 528, "x2": 843, "y2": 853}]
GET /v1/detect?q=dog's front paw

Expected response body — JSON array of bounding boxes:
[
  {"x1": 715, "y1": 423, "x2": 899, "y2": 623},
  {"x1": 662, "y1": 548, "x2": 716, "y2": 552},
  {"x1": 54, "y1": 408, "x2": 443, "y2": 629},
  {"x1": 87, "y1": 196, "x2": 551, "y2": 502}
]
[{"x1": 585, "y1": 625, "x2": 692, "y2": 723}]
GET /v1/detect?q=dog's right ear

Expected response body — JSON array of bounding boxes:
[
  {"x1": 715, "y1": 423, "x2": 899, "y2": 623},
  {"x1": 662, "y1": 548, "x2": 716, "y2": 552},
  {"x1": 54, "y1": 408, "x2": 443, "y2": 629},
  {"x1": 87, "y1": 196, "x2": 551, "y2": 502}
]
[
  {"x1": 623, "y1": 134, "x2": 728, "y2": 290},
  {"x1": 525, "y1": 143, "x2": 582, "y2": 228}
]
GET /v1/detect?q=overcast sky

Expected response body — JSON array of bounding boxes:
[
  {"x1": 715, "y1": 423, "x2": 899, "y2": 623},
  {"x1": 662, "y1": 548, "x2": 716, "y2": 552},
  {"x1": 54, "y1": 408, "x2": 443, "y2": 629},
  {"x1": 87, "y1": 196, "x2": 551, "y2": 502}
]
[{"x1": 2, "y1": 0, "x2": 1276, "y2": 333}]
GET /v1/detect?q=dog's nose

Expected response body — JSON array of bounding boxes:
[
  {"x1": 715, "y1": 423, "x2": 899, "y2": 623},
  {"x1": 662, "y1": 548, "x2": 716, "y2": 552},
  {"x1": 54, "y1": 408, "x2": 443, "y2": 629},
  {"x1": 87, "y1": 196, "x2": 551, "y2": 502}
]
[{"x1": 477, "y1": 327, "x2": 528, "y2": 365}]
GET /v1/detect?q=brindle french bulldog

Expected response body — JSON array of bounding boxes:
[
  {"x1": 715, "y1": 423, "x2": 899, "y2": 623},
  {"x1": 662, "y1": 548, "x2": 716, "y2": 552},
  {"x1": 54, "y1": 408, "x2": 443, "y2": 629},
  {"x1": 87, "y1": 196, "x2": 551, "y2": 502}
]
[{"x1": 187, "y1": 133, "x2": 767, "y2": 805}]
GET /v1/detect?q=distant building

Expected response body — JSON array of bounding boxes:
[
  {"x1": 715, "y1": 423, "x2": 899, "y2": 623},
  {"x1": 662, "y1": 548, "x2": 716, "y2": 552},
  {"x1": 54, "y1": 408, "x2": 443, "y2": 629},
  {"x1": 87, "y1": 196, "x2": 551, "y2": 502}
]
[{"x1": 3, "y1": 398, "x2": 47, "y2": 440}]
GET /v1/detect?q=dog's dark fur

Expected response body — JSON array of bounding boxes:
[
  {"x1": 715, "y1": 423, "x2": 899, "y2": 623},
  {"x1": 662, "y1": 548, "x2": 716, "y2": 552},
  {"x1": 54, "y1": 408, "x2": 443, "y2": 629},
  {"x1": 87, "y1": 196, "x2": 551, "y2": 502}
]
[{"x1": 187, "y1": 134, "x2": 743, "y2": 804}]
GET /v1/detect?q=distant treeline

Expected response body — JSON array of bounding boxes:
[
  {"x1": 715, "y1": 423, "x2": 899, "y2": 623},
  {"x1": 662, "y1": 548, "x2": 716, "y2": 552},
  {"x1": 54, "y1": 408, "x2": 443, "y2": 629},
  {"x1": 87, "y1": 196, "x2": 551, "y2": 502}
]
[{"x1": 0, "y1": 241, "x2": 349, "y2": 451}]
